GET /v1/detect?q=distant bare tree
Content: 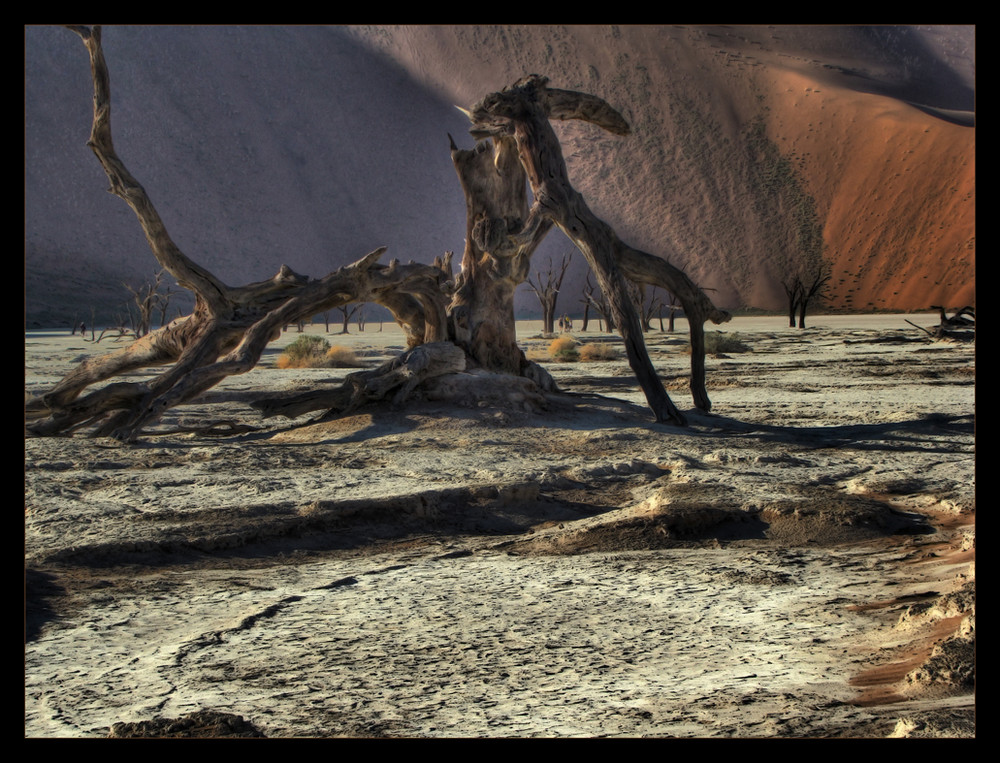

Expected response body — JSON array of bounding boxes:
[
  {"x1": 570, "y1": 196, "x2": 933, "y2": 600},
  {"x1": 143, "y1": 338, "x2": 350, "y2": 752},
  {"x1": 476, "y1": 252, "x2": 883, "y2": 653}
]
[
  {"x1": 583, "y1": 274, "x2": 615, "y2": 333},
  {"x1": 782, "y1": 265, "x2": 831, "y2": 329},
  {"x1": 796, "y1": 267, "x2": 831, "y2": 329},
  {"x1": 578, "y1": 292, "x2": 591, "y2": 331},
  {"x1": 335, "y1": 303, "x2": 362, "y2": 334},
  {"x1": 660, "y1": 291, "x2": 682, "y2": 332},
  {"x1": 527, "y1": 252, "x2": 572, "y2": 334},
  {"x1": 636, "y1": 285, "x2": 663, "y2": 332},
  {"x1": 781, "y1": 276, "x2": 802, "y2": 328},
  {"x1": 123, "y1": 269, "x2": 174, "y2": 338}
]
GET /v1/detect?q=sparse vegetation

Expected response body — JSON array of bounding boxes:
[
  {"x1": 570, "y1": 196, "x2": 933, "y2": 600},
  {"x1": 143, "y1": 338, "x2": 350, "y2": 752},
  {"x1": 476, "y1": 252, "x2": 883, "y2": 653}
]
[
  {"x1": 700, "y1": 331, "x2": 751, "y2": 355},
  {"x1": 548, "y1": 335, "x2": 580, "y2": 362},
  {"x1": 579, "y1": 342, "x2": 619, "y2": 362},
  {"x1": 325, "y1": 345, "x2": 364, "y2": 367},
  {"x1": 277, "y1": 335, "x2": 332, "y2": 369},
  {"x1": 276, "y1": 337, "x2": 365, "y2": 369}
]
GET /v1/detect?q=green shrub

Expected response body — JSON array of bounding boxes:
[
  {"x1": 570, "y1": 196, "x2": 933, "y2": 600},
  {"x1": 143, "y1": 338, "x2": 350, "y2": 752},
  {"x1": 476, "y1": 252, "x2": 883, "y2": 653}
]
[{"x1": 277, "y1": 335, "x2": 331, "y2": 368}]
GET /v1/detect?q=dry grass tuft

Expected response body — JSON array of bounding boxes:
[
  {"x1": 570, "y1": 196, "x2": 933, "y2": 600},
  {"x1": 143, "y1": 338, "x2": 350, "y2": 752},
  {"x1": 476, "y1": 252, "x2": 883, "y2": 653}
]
[
  {"x1": 699, "y1": 331, "x2": 752, "y2": 356},
  {"x1": 548, "y1": 335, "x2": 579, "y2": 361},
  {"x1": 579, "y1": 342, "x2": 619, "y2": 362},
  {"x1": 325, "y1": 345, "x2": 364, "y2": 367}
]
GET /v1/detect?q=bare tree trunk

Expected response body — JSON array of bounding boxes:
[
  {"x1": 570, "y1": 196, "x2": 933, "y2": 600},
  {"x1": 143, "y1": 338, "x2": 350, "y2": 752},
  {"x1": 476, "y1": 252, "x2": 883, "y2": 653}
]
[
  {"x1": 465, "y1": 76, "x2": 729, "y2": 420},
  {"x1": 583, "y1": 275, "x2": 615, "y2": 334},
  {"x1": 527, "y1": 253, "x2": 572, "y2": 336},
  {"x1": 448, "y1": 134, "x2": 551, "y2": 375},
  {"x1": 783, "y1": 277, "x2": 801, "y2": 328},
  {"x1": 799, "y1": 268, "x2": 831, "y2": 329}
]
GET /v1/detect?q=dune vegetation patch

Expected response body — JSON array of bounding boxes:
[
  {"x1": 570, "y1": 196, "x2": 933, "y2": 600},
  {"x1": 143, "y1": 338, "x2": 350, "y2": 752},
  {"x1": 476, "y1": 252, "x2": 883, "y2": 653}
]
[{"x1": 276, "y1": 336, "x2": 365, "y2": 369}]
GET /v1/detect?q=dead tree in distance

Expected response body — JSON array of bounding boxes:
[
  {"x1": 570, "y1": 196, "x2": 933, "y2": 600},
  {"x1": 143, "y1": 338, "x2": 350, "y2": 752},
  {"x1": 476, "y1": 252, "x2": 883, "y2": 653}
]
[
  {"x1": 526, "y1": 252, "x2": 573, "y2": 334},
  {"x1": 781, "y1": 275, "x2": 802, "y2": 328},
  {"x1": 335, "y1": 303, "x2": 363, "y2": 334},
  {"x1": 796, "y1": 267, "x2": 831, "y2": 329},
  {"x1": 782, "y1": 265, "x2": 831, "y2": 329},
  {"x1": 583, "y1": 274, "x2": 615, "y2": 333},
  {"x1": 123, "y1": 268, "x2": 174, "y2": 338}
]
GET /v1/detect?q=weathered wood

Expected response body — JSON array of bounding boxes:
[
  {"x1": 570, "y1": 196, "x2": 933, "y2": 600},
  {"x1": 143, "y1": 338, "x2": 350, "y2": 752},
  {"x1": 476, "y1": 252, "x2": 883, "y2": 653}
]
[
  {"x1": 907, "y1": 305, "x2": 975, "y2": 342},
  {"x1": 30, "y1": 30, "x2": 728, "y2": 440},
  {"x1": 448, "y1": 134, "x2": 550, "y2": 374},
  {"x1": 27, "y1": 27, "x2": 454, "y2": 441},
  {"x1": 252, "y1": 342, "x2": 467, "y2": 419},
  {"x1": 463, "y1": 75, "x2": 729, "y2": 422}
]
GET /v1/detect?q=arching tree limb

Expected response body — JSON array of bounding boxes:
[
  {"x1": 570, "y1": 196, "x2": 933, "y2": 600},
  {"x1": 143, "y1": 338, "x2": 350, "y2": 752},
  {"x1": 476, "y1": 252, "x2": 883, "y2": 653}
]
[
  {"x1": 67, "y1": 25, "x2": 229, "y2": 310},
  {"x1": 28, "y1": 26, "x2": 455, "y2": 441}
]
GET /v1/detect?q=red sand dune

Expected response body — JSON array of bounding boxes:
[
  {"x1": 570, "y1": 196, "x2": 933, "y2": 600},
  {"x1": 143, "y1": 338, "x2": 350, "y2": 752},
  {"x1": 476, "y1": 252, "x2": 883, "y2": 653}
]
[{"x1": 347, "y1": 24, "x2": 975, "y2": 313}]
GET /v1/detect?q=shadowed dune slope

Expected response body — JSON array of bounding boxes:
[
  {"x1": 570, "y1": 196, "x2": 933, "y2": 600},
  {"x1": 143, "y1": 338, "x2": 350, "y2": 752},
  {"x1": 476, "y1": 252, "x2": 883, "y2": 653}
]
[{"x1": 25, "y1": 25, "x2": 973, "y2": 326}]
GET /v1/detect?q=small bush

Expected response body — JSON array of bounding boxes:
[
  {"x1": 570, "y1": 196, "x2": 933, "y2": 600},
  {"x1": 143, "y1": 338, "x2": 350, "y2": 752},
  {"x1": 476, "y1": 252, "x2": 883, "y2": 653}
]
[
  {"x1": 701, "y1": 331, "x2": 751, "y2": 355},
  {"x1": 579, "y1": 342, "x2": 619, "y2": 362},
  {"x1": 277, "y1": 335, "x2": 331, "y2": 368},
  {"x1": 548, "y1": 335, "x2": 579, "y2": 362}
]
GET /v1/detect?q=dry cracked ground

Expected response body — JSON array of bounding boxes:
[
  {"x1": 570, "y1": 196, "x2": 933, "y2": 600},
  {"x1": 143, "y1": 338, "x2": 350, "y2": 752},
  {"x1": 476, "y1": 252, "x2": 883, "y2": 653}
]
[{"x1": 24, "y1": 315, "x2": 975, "y2": 738}]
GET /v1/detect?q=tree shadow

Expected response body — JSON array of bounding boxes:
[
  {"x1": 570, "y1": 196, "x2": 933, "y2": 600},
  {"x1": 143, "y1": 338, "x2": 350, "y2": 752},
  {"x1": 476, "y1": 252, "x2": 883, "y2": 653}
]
[
  {"x1": 25, "y1": 568, "x2": 66, "y2": 641},
  {"x1": 681, "y1": 409, "x2": 974, "y2": 453}
]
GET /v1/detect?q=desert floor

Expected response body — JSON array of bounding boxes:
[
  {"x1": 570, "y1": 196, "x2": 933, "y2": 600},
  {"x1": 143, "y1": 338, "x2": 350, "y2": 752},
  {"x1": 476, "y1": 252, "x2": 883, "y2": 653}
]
[{"x1": 25, "y1": 314, "x2": 975, "y2": 739}]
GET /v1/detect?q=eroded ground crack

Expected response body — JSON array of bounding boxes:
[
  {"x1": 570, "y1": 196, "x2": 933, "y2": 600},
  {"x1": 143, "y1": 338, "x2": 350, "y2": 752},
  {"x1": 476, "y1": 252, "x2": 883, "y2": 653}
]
[{"x1": 172, "y1": 594, "x2": 305, "y2": 665}]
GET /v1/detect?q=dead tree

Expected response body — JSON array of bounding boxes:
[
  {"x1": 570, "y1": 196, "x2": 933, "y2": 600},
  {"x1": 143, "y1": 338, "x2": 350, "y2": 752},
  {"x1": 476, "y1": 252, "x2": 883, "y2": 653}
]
[
  {"x1": 783, "y1": 266, "x2": 831, "y2": 329},
  {"x1": 781, "y1": 276, "x2": 802, "y2": 328},
  {"x1": 25, "y1": 27, "x2": 452, "y2": 441},
  {"x1": 932, "y1": 305, "x2": 975, "y2": 329},
  {"x1": 659, "y1": 291, "x2": 681, "y2": 332},
  {"x1": 526, "y1": 252, "x2": 573, "y2": 334},
  {"x1": 907, "y1": 305, "x2": 975, "y2": 341},
  {"x1": 583, "y1": 274, "x2": 615, "y2": 333},
  {"x1": 26, "y1": 31, "x2": 727, "y2": 439},
  {"x1": 335, "y1": 303, "x2": 363, "y2": 334},
  {"x1": 637, "y1": 285, "x2": 660, "y2": 332},
  {"x1": 123, "y1": 269, "x2": 173, "y2": 338},
  {"x1": 796, "y1": 268, "x2": 831, "y2": 329}
]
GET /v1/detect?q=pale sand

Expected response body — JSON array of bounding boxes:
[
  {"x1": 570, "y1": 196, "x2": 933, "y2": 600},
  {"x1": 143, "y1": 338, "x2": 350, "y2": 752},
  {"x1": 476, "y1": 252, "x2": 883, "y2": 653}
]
[{"x1": 24, "y1": 315, "x2": 974, "y2": 738}]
